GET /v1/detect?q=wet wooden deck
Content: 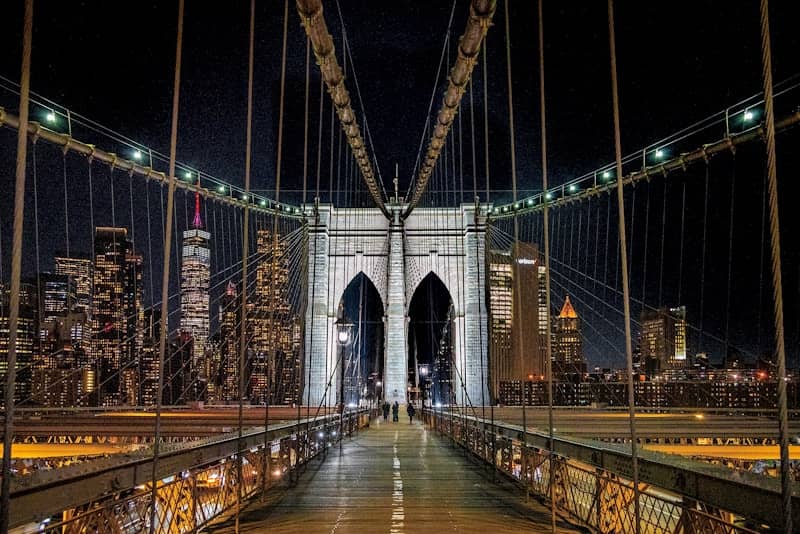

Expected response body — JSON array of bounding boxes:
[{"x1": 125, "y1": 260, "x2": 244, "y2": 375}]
[{"x1": 210, "y1": 417, "x2": 579, "y2": 533}]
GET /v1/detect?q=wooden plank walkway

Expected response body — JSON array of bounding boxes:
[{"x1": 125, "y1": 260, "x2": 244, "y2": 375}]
[{"x1": 210, "y1": 417, "x2": 579, "y2": 533}]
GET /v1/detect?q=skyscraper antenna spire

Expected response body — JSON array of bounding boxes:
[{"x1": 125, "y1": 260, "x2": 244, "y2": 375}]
[{"x1": 192, "y1": 177, "x2": 203, "y2": 228}]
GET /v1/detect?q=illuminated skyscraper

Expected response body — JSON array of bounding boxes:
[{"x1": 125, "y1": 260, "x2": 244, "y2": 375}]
[
  {"x1": 180, "y1": 181, "x2": 211, "y2": 382},
  {"x1": 0, "y1": 282, "x2": 38, "y2": 406},
  {"x1": 219, "y1": 281, "x2": 241, "y2": 402},
  {"x1": 91, "y1": 227, "x2": 144, "y2": 406},
  {"x1": 552, "y1": 296, "x2": 586, "y2": 378},
  {"x1": 55, "y1": 256, "x2": 93, "y2": 315},
  {"x1": 248, "y1": 228, "x2": 300, "y2": 405},
  {"x1": 53, "y1": 256, "x2": 94, "y2": 361},
  {"x1": 640, "y1": 306, "x2": 687, "y2": 373},
  {"x1": 488, "y1": 242, "x2": 547, "y2": 402},
  {"x1": 488, "y1": 250, "x2": 512, "y2": 400}
]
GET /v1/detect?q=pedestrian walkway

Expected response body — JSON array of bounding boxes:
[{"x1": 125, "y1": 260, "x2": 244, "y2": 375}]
[{"x1": 210, "y1": 417, "x2": 578, "y2": 533}]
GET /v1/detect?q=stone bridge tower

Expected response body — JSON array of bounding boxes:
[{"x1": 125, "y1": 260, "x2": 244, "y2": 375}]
[{"x1": 303, "y1": 202, "x2": 489, "y2": 407}]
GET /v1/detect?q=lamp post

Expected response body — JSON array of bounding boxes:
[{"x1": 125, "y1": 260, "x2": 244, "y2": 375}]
[
  {"x1": 375, "y1": 380, "x2": 382, "y2": 412},
  {"x1": 335, "y1": 318, "x2": 353, "y2": 448},
  {"x1": 419, "y1": 364, "x2": 429, "y2": 408}
]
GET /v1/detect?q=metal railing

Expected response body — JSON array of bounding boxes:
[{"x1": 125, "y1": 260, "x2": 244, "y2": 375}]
[
  {"x1": 424, "y1": 408, "x2": 796, "y2": 532},
  {"x1": 9, "y1": 409, "x2": 369, "y2": 533}
]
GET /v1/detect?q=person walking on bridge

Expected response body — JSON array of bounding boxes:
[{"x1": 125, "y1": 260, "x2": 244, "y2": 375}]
[
  {"x1": 382, "y1": 401, "x2": 390, "y2": 422},
  {"x1": 392, "y1": 401, "x2": 399, "y2": 422},
  {"x1": 407, "y1": 403, "x2": 416, "y2": 424}
]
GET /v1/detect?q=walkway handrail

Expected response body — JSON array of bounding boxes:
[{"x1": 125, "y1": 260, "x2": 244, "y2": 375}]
[
  {"x1": 8, "y1": 409, "x2": 369, "y2": 530},
  {"x1": 424, "y1": 408, "x2": 799, "y2": 531}
]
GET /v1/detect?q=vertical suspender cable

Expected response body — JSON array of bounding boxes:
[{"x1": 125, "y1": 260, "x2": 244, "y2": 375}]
[
  {"x1": 640, "y1": 185, "x2": 649, "y2": 317},
  {"x1": 482, "y1": 44, "x2": 490, "y2": 202},
  {"x1": 297, "y1": 31, "x2": 311, "y2": 475},
  {"x1": 758, "y1": 0, "x2": 791, "y2": 529},
  {"x1": 267, "y1": 0, "x2": 289, "y2": 485},
  {"x1": 676, "y1": 182, "x2": 686, "y2": 304},
  {"x1": 657, "y1": 181, "x2": 667, "y2": 307},
  {"x1": 238, "y1": 0, "x2": 255, "y2": 529},
  {"x1": 150, "y1": 1, "x2": 184, "y2": 533},
  {"x1": 698, "y1": 166, "x2": 709, "y2": 353},
  {"x1": 537, "y1": 1, "x2": 555, "y2": 530},
  {"x1": 503, "y1": 0, "x2": 526, "y2": 457},
  {"x1": 316, "y1": 77, "x2": 324, "y2": 199},
  {"x1": 756, "y1": 171, "x2": 767, "y2": 355},
  {"x1": 723, "y1": 162, "x2": 735, "y2": 357},
  {"x1": 307, "y1": 40, "x2": 325, "y2": 462},
  {"x1": 606, "y1": 2, "x2": 640, "y2": 532},
  {"x1": 62, "y1": 153, "x2": 70, "y2": 256},
  {"x1": 469, "y1": 80, "x2": 477, "y2": 201},
  {"x1": 302, "y1": 35, "x2": 311, "y2": 208},
  {"x1": 33, "y1": 146, "x2": 43, "y2": 391},
  {"x1": 150, "y1": 0, "x2": 184, "y2": 534},
  {"x1": 0, "y1": 2, "x2": 33, "y2": 528}
]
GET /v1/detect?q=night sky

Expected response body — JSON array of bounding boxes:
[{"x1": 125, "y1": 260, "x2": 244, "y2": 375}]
[{"x1": 1, "y1": 1, "x2": 799, "y2": 369}]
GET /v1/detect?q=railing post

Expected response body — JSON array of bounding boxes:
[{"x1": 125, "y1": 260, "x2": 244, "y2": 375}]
[{"x1": 724, "y1": 107, "x2": 730, "y2": 137}]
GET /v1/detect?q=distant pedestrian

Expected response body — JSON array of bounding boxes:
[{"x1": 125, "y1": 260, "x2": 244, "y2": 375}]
[
  {"x1": 382, "y1": 401, "x2": 390, "y2": 422},
  {"x1": 407, "y1": 403, "x2": 416, "y2": 424},
  {"x1": 392, "y1": 401, "x2": 399, "y2": 422}
]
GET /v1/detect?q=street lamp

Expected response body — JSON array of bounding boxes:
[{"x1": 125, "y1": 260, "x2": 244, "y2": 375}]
[
  {"x1": 335, "y1": 317, "x2": 354, "y2": 403},
  {"x1": 419, "y1": 365, "x2": 429, "y2": 407},
  {"x1": 335, "y1": 318, "x2": 354, "y2": 446}
]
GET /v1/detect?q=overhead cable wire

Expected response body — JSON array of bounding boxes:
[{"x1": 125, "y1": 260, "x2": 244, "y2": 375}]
[
  {"x1": 606, "y1": 2, "x2": 641, "y2": 531},
  {"x1": 404, "y1": 0, "x2": 497, "y2": 217},
  {"x1": 296, "y1": 0, "x2": 388, "y2": 215},
  {"x1": 758, "y1": 0, "x2": 791, "y2": 528},
  {"x1": 149, "y1": 1, "x2": 184, "y2": 533}
]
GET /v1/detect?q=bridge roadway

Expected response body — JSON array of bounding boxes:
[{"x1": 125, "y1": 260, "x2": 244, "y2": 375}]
[
  {"x1": 11, "y1": 407, "x2": 335, "y2": 440},
  {"x1": 208, "y1": 417, "x2": 579, "y2": 534},
  {"x1": 12, "y1": 406, "x2": 799, "y2": 442},
  {"x1": 485, "y1": 407, "x2": 800, "y2": 441}
]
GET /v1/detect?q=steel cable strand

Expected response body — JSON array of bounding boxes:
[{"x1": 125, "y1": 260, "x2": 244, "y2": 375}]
[
  {"x1": 758, "y1": 0, "x2": 791, "y2": 529},
  {"x1": 606, "y1": 1, "x2": 641, "y2": 531}
]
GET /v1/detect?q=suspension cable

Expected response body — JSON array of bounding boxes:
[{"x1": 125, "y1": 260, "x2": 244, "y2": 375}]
[
  {"x1": 1, "y1": 0, "x2": 33, "y2": 528},
  {"x1": 606, "y1": 2, "x2": 641, "y2": 532},
  {"x1": 758, "y1": 0, "x2": 791, "y2": 529},
  {"x1": 149, "y1": 1, "x2": 184, "y2": 532},
  {"x1": 404, "y1": 0, "x2": 496, "y2": 217},
  {"x1": 537, "y1": 1, "x2": 555, "y2": 529},
  {"x1": 236, "y1": 0, "x2": 256, "y2": 528},
  {"x1": 296, "y1": 0, "x2": 387, "y2": 215},
  {"x1": 503, "y1": 0, "x2": 529, "y2": 487}
]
